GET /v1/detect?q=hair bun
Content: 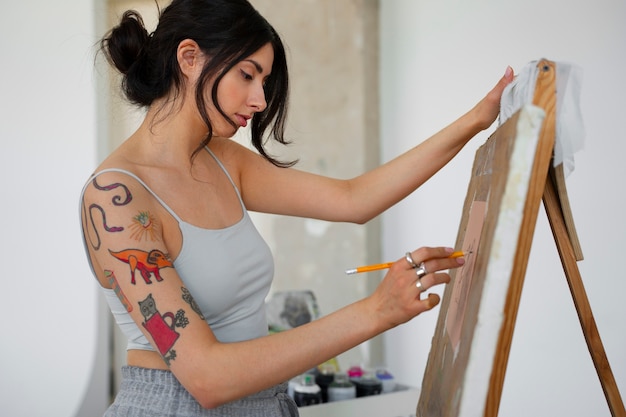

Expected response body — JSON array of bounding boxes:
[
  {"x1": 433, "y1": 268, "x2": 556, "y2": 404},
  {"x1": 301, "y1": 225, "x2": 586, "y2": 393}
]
[{"x1": 103, "y1": 10, "x2": 150, "y2": 75}]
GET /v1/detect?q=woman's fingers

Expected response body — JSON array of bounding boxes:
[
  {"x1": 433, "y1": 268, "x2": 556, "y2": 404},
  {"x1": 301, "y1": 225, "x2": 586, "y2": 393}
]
[
  {"x1": 414, "y1": 271, "x2": 451, "y2": 298},
  {"x1": 373, "y1": 247, "x2": 465, "y2": 328},
  {"x1": 405, "y1": 247, "x2": 466, "y2": 276},
  {"x1": 422, "y1": 293, "x2": 441, "y2": 310},
  {"x1": 472, "y1": 66, "x2": 516, "y2": 130}
]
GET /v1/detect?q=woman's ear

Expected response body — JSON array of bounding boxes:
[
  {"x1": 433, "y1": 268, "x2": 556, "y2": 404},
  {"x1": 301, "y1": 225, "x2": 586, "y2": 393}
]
[{"x1": 177, "y1": 39, "x2": 203, "y2": 78}]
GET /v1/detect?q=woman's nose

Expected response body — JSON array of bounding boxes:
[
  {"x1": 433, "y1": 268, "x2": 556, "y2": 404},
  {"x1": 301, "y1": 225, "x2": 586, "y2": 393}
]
[{"x1": 249, "y1": 83, "x2": 267, "y2": 112}]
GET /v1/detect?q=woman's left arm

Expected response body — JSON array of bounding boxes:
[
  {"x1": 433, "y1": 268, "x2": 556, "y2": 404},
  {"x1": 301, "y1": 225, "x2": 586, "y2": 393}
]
[{"x1": 237, "y1": 67, "x2": 514, "y2": 223}]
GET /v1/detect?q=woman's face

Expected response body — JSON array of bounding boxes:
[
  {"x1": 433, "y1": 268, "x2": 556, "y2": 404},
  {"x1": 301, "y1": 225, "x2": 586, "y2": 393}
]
[{"x1": 209, "y1": 43, "x2": 274, "y2": 138}]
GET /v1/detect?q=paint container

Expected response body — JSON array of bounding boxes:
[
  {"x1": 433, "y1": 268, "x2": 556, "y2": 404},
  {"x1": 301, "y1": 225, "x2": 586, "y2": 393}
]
[
  {"x1": 315, "y1": 364, "x2": 335, "y2": 403},
  {"x1": 351, "y1": 371, "x2": 383, "y2": 397},
  {"x1": 287, "y1": 376, "x2": 299, "y2": 400},
  {"x1": 346, "y1": 364, "x2": 364, "y2": 379},
  {"x1": 375, "y1": 368, "x2": 396, "y2": 393},
  {"x1": 327, "y1": 372, "x2": 356, "y2": 402},
  {"x1": 293, "y1": 374, "x2": 322, "y2": 407}
]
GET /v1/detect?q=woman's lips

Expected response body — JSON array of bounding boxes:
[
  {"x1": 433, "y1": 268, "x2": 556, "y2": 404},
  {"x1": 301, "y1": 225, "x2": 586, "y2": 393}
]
[{"x1": 236, "y1": 114, "x2": 250, "y2": 128}]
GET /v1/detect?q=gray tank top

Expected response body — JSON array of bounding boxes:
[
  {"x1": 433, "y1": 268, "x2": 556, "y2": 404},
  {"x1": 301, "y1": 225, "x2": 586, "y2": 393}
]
[{"x1": 81, "y1": 148, "x2": 274, "y2": 350}]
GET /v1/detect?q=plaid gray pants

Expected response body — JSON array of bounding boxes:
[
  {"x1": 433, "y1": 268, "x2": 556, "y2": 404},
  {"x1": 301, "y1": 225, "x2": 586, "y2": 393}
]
[{"x1": 104, "y1": 366, "x2": 298, "y2": 417}]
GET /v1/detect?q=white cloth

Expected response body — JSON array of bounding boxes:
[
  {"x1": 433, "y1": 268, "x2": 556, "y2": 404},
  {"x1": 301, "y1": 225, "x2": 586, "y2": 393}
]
[{"x1": 499, "y1": 59, "x2": 585, "y2": 177}]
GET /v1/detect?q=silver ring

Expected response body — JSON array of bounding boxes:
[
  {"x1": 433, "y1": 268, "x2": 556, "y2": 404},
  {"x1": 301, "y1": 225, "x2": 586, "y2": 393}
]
[
  {"x1": 415, "y1": 277, "x2": 425, "y2": 291},
  {"x1": 415, "y1": 262, "x2": 427, "y2": 279},
  {"x1": 405, "y1": 252, "x2": 417, "y2": 269}
]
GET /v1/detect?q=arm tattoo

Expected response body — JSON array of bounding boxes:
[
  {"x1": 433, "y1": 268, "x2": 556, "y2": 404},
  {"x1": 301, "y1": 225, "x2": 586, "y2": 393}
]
[
  {"x1": 181, "y1": 287, "x2": 205, "y2": 320},
  {"x1": 128, "y1": 211, "x2": 161, "y2": 242},
  {"x1": 92, "y1": 177, "x2": 132, "y2": 206},
  {"x1": 84, "y1": 178, "x2": 133, "y2": 250},
  {"x1": 105, "y1": 270, "x2": 133, "y2": 312},
  {"x1": 109, "y1": 248, "x2": 173, "y2": 285},
  {"x1": 138, "y1": 294, "x2": 188, "y2": 366}
]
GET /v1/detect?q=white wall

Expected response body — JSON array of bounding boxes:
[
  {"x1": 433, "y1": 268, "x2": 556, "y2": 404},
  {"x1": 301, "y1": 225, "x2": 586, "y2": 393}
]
[
  {"x1": 380, "y1": 1, "x2": 626, "y2": 416},
  {"x1": 0, "y1": 0, "x2": 107, "y2": 416}
]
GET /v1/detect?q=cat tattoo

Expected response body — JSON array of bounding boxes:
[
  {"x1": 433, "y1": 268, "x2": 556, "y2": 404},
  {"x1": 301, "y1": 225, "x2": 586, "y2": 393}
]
[{"x1": 139, "y1": 294, "x2": 188, "y2": 366}]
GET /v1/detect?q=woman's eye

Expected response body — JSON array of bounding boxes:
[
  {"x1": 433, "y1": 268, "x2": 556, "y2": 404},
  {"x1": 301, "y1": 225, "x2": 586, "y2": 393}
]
[{"x1": 240, "y1": 70, "x2": 253, "y2": 81}]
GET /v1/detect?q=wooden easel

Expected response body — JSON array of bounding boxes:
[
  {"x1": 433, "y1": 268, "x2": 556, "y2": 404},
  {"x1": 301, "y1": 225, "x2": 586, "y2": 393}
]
[
  {"x1": 487, "y1": 59, "x2": 625, "y2": 417},
  {"x1": 417, "y1": 60, "x2": 625, "y2": 416}
]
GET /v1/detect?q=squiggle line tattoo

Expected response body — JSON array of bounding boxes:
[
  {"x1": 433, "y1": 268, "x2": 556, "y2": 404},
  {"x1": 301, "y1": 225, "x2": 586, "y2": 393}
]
[
  {"x1": 86, "y1": 178, "x2": 133, "y2": 250},
  {"x1": 88, "y1": 204, "x2": 123, "y2": 250},
  {"x1": 92, "y1": 178, "x2": 132, "y2": 206}
]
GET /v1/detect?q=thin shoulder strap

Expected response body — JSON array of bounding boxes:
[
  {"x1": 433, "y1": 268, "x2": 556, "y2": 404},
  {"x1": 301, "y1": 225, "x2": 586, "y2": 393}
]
[
  {"x1": 81, "y1": 168, "x2": 184, "y2": 223},
  {"x1": 204, "y1": 146, "x2": 246, "y2": 211}
]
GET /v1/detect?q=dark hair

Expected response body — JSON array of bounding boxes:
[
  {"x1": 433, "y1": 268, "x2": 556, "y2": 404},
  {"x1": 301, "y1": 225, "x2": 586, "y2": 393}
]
[{"x1": 100, "y1": 0, "x2": 294, "y2": 167}]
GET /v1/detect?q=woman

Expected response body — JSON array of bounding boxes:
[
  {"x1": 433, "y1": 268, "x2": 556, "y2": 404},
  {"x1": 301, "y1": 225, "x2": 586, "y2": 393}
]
[{"x1": 80, "y1": 0, "x2": 514, "y2": 415}]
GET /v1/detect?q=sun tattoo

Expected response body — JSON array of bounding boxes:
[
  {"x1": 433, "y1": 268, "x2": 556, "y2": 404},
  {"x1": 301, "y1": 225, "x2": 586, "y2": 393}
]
[{"x1": 129, "y1": 211, "x2": 160, "y2": 242}]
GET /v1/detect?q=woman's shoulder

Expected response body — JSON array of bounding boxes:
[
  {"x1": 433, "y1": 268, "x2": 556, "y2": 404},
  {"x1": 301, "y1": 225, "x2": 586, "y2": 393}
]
[
  {"x1": 81, "y1": 152, "x2": 161, "y2": 213},
  {"x1": 93, "y1": 145, "x2": 135, "y2": 170},
  {"x1": 209, "y1": 137, "x2": 254, "y2": 159},
  {"x1": 209, "y1": 137, "x2": 275, "y2": 173},
  {"x1": 86, "y1": 139, "x2": 162, "y2": 188},
  {"x1": 86, "y1": 151, "x2": 145, "y2": 190}
]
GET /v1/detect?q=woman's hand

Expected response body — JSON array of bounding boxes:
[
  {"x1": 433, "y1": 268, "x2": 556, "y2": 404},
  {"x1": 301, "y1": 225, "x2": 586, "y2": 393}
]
[
  {"x1": 366, "y1": 247, "x2": 465, "y2": 330},
  {"x1": 471, "y1": 66, "x2": 515, "y2": 131}
]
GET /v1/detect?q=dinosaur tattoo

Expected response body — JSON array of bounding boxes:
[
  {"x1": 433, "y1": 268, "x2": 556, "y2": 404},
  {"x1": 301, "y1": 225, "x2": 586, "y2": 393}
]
[{"x1": 109, "y1": 248, "x2": 173, "y2": 285}]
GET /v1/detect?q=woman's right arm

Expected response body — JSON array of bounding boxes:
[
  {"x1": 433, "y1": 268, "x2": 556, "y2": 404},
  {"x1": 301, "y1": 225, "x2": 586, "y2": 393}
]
[{"x1": 81, "y1": 171, "x2": 460, "y2": 409}]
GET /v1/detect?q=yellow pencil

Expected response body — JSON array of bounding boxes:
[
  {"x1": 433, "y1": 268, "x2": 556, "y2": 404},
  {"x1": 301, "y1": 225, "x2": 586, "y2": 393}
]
[
  {"x1": 345, "y1": 262, "x2": 394, "y2": 275},
  {"x1": 345, "y1": 251, "x2": 471, "y2": 274}
]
